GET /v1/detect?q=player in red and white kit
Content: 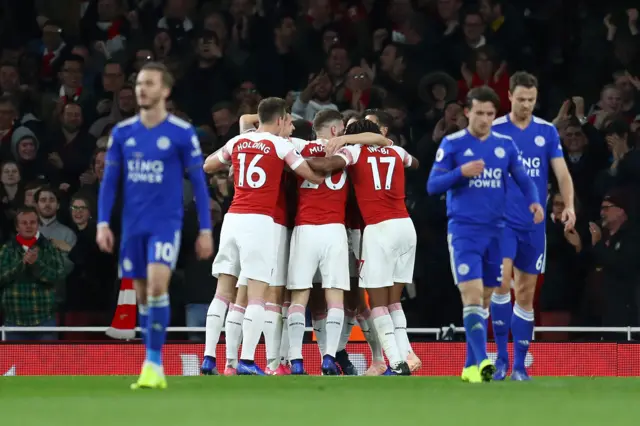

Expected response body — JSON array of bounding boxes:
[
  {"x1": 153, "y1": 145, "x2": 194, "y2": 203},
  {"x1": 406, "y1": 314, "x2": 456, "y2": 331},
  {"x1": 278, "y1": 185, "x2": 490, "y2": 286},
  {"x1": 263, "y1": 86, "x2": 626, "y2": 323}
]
[
  {"x1": 308, "y1": 119, "x2": 419, "y2": 375},
  {"x1": 201, "y1": 98, "x2": 323, "y2": 375},
  {"x1": 287, "y1": 110, "x2": 391, "y2": 375}
]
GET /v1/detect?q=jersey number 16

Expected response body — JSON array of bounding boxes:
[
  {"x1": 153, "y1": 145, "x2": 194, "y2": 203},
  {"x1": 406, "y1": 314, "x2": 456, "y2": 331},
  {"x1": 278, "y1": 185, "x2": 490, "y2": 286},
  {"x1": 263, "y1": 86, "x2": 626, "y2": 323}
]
[{"x1": 237, "y1": 153, "x2": 266, "y2": 188}]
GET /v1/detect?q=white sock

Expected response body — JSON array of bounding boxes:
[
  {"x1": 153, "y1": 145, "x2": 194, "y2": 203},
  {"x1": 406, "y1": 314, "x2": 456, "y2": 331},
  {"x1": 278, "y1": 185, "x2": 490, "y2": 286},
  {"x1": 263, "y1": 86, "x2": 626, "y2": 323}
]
[
  {"x1": 389, "y1": 303, "x2": 411, "y2": 360},
  {"x1": 338, "y1": 309, "x2": 357, "y2": 352},
  {"x1": 325, "y1": 303, "x2": 345, "y2": 357},
  {"x1": 204, "y1": 294, "x2": 229, "y2": 358},
  {"x1": 358, "y1": 309, "x2": 384, "y2": 362},
  {"x1": 239, "y1": 299, "x2": 265, "y2": 361},
  {"x1": 279, "y1": 302, "x2": 290, "y2": 364},
  {"x1": 224, "y1": 304, "x2": 245, "y2": 368},
  {"x1": 312, "y1": 314, "x2": 327, "y2": 357},
  {"x1": 371, "y1": 306, "x2": 402, "y2": 366},
  {"x1": 264, "y1": 302, "x2": 283, "y2": 370},
  {"x1": 287, "y1": 304, "x2": 306, "y2": 360}
]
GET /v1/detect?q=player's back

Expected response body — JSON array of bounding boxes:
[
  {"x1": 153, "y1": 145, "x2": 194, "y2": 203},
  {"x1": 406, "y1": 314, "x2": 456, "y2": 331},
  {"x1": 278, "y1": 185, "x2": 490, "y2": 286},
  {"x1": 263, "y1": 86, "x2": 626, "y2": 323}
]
[
  {"x1": 296, "y1": 140, "x2": 348, "y2": 226},
  {"x1": 113, "y1": 114, "x2": 195, "y2": 236},
  {"x1": 439, "y1": 129, "x2": 515, "y2": 233},
  {"x1": 224, "y1": 131, "x2": 297, "y2": 217},
  {"x1": 338, "y1": 144, "x2": 409, "y2": 225},
  {"x1": 493, "y1": 115, "x2": 562, "y2": 231}
]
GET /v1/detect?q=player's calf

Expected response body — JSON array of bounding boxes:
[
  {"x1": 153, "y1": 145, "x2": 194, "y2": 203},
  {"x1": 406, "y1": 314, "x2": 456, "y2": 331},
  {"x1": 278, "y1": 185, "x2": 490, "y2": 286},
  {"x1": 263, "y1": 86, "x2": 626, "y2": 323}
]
[
  {"x1": 237, "y1": 279, "x2": 268, "y2": 374},
  {"x1": 459, "y1": 279, "x2": 490, "y2": 367},
  {"x1": 367, "y1": 288, "x2": 409, "y2": 373},
  {"x1": 264, "y1": 286, "x2": 286, "y2": 373},
  {"x1": 202, "y1": 275, "x2": 237, "y2": 374}
]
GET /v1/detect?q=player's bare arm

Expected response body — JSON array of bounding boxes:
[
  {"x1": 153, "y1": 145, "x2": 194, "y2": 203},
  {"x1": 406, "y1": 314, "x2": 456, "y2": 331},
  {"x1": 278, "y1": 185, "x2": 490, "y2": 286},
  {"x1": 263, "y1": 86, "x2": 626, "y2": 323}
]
[
  {"x1": 203, "y1": 147, "x2": 229, "y2": 174},
  {"x1": 550, "y1": 157, "x2": 576, "y2": 230},
  {"x1": 325, "y1": 133, "x2": 391, "y2": 155},
  {"x1": 293, "y1": 159, "x2": 325, "y2": 185},
  {"x1": 239, "y1": 114, "x2": 259, "y2": 133},
  {"x1": 307, "y1": 156, "x2": 347, "y2": 174}
]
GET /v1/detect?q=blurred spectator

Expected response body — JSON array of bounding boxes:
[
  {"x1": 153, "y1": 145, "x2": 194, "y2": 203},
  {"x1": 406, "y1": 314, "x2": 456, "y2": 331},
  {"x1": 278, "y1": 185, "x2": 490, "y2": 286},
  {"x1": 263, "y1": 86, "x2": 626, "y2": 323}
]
[
  {"x1": 34, "y1": 186, "x2": 76, "y2": 275},
  {"x1": 293, "y1": 70, "x2": 338, "y2": 121},
  {"x1": 0, "y1": 206, "x2": 65, "y2": 340}
]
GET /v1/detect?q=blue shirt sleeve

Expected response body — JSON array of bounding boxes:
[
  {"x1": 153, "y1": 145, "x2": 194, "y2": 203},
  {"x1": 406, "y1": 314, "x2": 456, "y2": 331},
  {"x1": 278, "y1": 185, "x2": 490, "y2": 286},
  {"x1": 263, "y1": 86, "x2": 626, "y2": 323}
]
[
  {"x1": 548, "y1": 125, "x2": 564, "y2": 160},
  {"x1": 180, "y1": 127, "x2": 212, "y2": 232},
  {"x1": 427, "y1": 138, "x2": 464, "y2": 194},
  {"x1": 97, "y1": 129, "x2": 122, "y2": 227},
  {"x1": 507, "y1": 139, "x2": 540, "y2": 205}
]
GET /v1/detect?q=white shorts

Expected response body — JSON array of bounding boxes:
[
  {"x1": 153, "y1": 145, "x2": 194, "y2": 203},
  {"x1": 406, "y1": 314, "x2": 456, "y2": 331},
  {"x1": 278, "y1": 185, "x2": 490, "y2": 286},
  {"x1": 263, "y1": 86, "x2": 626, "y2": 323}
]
[
  {"x1": 236, "y1": 224, "x2": 290, "y2": 287},
  {"x1": 359, "y1": 218, "x2": 416, "y2": 289},
  {"x1": 288, "y1": 224, "x2": 350, "y2": 291},
  {"x1": 347, "y1": 228, "x2": 361, "y2": 279},
  {"x1": 212, "y1": 213, "x2": 275, "y2": 285}
]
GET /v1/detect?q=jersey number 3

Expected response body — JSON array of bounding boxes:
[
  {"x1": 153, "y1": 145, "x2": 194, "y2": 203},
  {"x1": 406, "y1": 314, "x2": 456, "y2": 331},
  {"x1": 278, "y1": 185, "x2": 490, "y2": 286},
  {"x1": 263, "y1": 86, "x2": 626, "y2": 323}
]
[
  {"x1": 237, "y1": 153, "x2": 266, "y2": 188},
  {"x1": 367, "y1": 157, "x2": 395, "y2": 190}
]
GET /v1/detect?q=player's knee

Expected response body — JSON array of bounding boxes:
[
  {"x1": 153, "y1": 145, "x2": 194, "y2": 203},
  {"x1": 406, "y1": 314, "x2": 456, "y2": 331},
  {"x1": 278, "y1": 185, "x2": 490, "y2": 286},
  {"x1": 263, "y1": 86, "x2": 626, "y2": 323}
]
[
  {"x1": 324, "y1": 288, "x2": 344, "y2": 305},
  {"x1": 235, "y1": 285, "x2": 248, "y2": 307},
  {"x1": 290, "y1": 289, "x2": 310, "y2": 306},
  {"x1": 146, "y1": 264, "x2": 171, "y2": 296},
  {"x1": 458, "y1": 279, "x2": 483, "y2": 306}
]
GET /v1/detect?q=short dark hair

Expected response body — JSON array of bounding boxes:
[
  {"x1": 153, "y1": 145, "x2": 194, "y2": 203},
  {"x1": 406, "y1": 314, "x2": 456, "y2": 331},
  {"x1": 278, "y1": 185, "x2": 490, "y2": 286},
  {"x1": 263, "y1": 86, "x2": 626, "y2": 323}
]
[
  {"x1": 140, "y1": 61, "x2": 175, "y2": 89},
  {"x1": 33, "y1": 185, "x2": 59, "y2": 204},
  {"x1": 93, "y1": 147, "x2": 107, "y2": 165},
  {"x1": 345, "y1": 119, "x2": 382, "y2": 136},
  {"x1": 313, "y1": 109, "x2": 343, "y2": 132},
  {"x1": 604, "y1": 118, "x2": 631, "y2": 138},
  {"x1": 24, "y1": 180, "x2": 44, "y2": 192},
  {"x1": 291, "y1": 120, "x2": 314, "y2": 141},
  {"x1": 257, "y1": 97, "x2": 287, "y2": 124},
  {"x1": 15, "y1": 205, "x2": 38, "y2": 225},
  {"x1": 363, "y1": 109, "x2": 392, "y2": 129},
  {"x1": 342, "y1": 110, "x2": 361, "y2": 126},
  {"x1": 509, "y1": 71, "x2": 538, "y2": 92},
  {"x1": 62, "y1": 54, "x2": 84, "y2": 68},
  {"x1": 466, "y1": 86, "x2": 501, "y2": 111}
]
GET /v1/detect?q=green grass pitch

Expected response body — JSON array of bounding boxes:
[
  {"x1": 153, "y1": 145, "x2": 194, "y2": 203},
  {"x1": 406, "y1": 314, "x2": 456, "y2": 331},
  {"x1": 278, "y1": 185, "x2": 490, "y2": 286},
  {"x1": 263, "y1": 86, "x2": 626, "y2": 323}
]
[{"x1": 1, "y1": 376, "x2": 639, "y2": 425}]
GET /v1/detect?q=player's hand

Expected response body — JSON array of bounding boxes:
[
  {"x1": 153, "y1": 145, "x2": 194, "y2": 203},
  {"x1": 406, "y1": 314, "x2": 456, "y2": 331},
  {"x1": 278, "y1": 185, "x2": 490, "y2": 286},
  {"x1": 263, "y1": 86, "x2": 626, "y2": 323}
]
[
  {"x1": 325, "y1": 136, "x2": 347, "y2": 156},
  {"x1": 96, "y1": 226, "x2": 114, "y2": 253},
  {"x1": 529, "y1": 203, "x2": 544, "y2": 224},
  {"x1": 460, "y1": 159, "x2": 485, "y2": 177},
  {"x1": 561, "y1": 207, "x2": 576, "y2": 231},
  {"x1": 195, "y1": 231, "x2": 214, "y2": 260}
]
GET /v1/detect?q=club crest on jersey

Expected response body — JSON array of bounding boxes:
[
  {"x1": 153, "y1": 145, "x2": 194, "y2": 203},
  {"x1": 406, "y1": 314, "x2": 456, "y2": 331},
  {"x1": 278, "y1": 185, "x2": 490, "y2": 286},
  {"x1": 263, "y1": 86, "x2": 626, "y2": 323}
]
[
  {"x1": 494, "y1": 147, "x2": 505, "y2": 158},
  {"x1": 157, "y1": 136, "x2": 171, "y2": 150},
  {"x1": 457, "y1": 264, "x2": 470, "y2": 276},
  {"x1": 534, "y1": 136, "x2": 545, "y2": 147},
  {"x1": 435, "y1": 148, "x2": 444, "y2": 162}
]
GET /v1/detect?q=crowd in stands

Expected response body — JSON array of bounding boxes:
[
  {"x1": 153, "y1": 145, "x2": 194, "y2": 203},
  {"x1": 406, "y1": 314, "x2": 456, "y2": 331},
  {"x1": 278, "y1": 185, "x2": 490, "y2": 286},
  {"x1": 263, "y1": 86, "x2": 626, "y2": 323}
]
[{"x1": 0, "y1": 0, "x2": 639, "y2": 341}]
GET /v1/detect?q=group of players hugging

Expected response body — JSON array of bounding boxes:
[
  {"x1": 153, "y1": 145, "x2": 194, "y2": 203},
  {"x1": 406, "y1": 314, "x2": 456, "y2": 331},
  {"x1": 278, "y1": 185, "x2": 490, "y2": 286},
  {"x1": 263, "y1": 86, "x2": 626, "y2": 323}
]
[{"x1": 98, "y1": 62, "x2": 574, "y2": 389}]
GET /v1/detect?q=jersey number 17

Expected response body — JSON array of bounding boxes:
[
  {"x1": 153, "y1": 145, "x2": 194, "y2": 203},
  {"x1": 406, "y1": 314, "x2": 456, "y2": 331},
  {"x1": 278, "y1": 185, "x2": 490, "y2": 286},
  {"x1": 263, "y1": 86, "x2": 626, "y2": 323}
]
[{"x1": 368, "y1": 156, "x2": 395, "y2": 190}]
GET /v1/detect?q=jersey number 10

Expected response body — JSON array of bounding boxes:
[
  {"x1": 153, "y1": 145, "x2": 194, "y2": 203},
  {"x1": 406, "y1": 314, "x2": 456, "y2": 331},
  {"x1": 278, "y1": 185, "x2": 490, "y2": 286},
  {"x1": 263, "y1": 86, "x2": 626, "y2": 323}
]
[
  {"x1": 367, "y1": 156, "x2": 395, "y2": 190},
  {"x1": 237, "y1": 153, "x2": 267, "y2": 188},
  {"x1": 301, "y1": 170, "x2": 347, "y2": 190}
]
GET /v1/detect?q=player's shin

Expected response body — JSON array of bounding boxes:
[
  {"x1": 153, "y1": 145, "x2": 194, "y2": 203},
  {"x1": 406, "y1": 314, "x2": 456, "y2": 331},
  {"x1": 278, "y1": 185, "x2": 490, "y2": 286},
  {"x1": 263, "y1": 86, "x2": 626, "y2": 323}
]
[
  {"x1": 264, "y1": 302, "x2": 283, "y2": 371},
  {"x1": 338, "y1": 309, "x2": 357, "y2": 352},
  {"x1": 204, "y1": 293, "x2": 231, "y2": 358},
  {"x1": 287, "y1": 302, "x2": 307, "y2": 362},
  {"x1": 388, "y1": 302, "x2": 410, "y2": 360},
  {"x1": 146, "y1": 293, "x2": 170, "y2": 368},
  {"x1": 311, "y1": 312, "x2": 328, "y2": 356},
  {"x1": 325, "y1": 291, "x2": 345, "y2": 357},
  {"x1": 239, "y1": 297, "x2": 266, "y2": 362},
  {"x1": 138, "y1": 304, "x2": 149, "y2": 345},
  {"x1": 280, "y1": 301, "x2": 291, "y2": 365},
  {"x1": 462, "y1": 304, "x2": 489, "y2": 363},
  {"x1": 490, "y1": 291, "x2": 512, "y2": 363},
  {"x1": 357, "y1": 309, "x2": 384, "y2": 363},
  {"x1": 370, "y1": 305, "x2": 402, "y2": 367},
  {"x1": 511, "y1": 302, "x2": 534, "y2": 372},
  {"x1": 225, "y1": 304, "x2": 245, "y2": 369}
]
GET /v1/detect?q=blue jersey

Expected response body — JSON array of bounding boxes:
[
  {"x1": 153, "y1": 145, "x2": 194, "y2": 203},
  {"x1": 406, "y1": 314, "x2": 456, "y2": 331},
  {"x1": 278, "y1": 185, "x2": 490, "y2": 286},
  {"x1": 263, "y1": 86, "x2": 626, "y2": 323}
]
[
  {"x1": 98, "y1": 114, "x2": 212, "y2": 238},
  {"x1": 493, "y1": 115, "x2": 563, "y2": 231},
  {"x1": 427, "y1": 129, "x2": 539, "y2": 235}
]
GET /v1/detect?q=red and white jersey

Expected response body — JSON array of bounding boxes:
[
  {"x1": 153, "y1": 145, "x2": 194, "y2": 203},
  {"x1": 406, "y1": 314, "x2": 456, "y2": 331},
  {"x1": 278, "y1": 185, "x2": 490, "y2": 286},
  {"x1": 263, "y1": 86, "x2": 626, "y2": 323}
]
[
  {"x1": 218, "y1": 131, "x2": 303, "y2": 217},
  {"x1": 294, "y1": 139, "x2": 349, "y2": 226},
  {"x1": 336, "y1": 144, "x2": 412, "y2": 225}
]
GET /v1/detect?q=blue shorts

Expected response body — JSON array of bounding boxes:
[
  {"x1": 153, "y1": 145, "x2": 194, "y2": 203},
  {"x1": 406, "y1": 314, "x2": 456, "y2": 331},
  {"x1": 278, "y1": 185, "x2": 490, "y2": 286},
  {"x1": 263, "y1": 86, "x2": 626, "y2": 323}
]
[
  {"x1": 501, "y1": 226, "x2": 546, "y2": 275},
  {"x1": 447, "y1": 232, "x2": 502, "y2": 287},
  {"x1": 119, "y1": 229, "x2": 182, "y2": 279}
]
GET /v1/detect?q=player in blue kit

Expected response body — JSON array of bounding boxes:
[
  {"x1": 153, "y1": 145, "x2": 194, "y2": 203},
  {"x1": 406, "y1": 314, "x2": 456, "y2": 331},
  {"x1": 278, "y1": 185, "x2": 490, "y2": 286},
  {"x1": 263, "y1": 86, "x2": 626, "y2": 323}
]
[
  {"x1": 489, "y1": 72, "x2": 575, "y2": 381},
  {"x1": 427, "y1": 86, "x2": 544, "y2": 383},
  {"x1": 97, "y1": 62, "x2": 213, "y2": 389}
]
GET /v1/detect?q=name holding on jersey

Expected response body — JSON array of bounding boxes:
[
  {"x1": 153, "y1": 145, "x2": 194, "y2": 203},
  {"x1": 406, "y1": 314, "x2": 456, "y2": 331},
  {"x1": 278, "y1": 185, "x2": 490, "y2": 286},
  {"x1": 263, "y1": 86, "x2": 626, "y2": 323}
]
[{"x1": 237, "y1": 139, "x2": 272, "y2": 153}]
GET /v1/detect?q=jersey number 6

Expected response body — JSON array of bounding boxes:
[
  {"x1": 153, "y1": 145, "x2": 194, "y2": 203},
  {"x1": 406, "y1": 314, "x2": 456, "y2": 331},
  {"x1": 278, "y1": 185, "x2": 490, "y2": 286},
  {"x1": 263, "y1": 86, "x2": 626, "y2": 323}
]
[
  {"x1": 300, "y1": 170, "x2": 347, "y2": 190},
  {"x1": 367, "y1": 156, "x2": 395, "y2": 190},
  {"x1": 237, "y1": 153, "x2": 267, "y2": 188}
]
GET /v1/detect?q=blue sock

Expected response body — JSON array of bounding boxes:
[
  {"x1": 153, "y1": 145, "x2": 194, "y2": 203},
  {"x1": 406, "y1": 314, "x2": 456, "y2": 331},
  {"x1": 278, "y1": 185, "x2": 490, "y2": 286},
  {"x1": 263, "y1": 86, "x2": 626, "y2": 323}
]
[
  {"x1": 138, "y1": 304, "x2": 148, "y2": 346},
  {"x1": 511, "y1": 303, "x2": 534, "y2": 371},
  {"x1": 464, "y1": 338, "x2": 477, "y2": 367},
  {"x1": 463, "y1": 305, "x2": 488, "y2": 363},
  {"x1": 490, "y1": 292, "x2": 512, "y2": 362},
  {"x1": 147, "y1": 294, "x2": 170, "y2": 366}
]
